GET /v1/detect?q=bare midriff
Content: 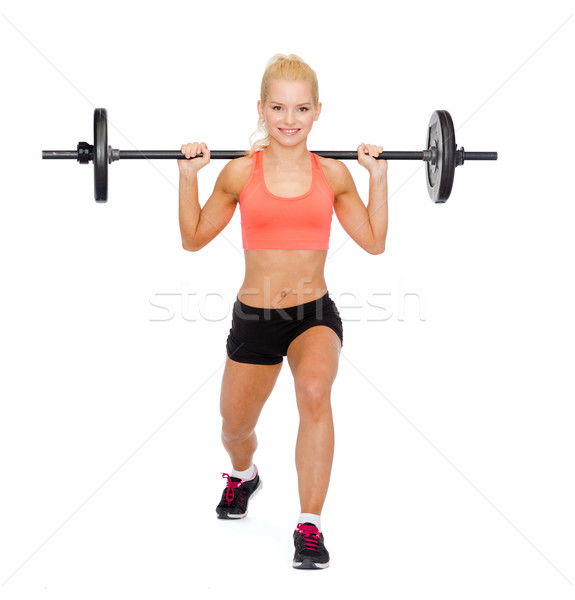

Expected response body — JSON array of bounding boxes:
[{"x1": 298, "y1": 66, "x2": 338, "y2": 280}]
[{"x1": 238, "y1": 249, "x2": 328, "y2": 308}]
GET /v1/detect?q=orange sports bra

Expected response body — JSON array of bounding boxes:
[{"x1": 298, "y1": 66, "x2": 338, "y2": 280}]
[{"x1": 239, "y1": 151, "x2": 335, "y2": 250}]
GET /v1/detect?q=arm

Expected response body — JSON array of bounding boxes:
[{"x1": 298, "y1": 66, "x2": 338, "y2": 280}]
[
  {"x1": 331, "y1": 144, "x2": 388, "y2": 255},
  {"x1": 178, "y1": 143, "x2": 243, "y2": 252}
]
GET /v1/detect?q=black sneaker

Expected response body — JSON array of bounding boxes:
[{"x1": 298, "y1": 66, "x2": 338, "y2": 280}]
[
  {"x1": 292, "y1": 522, "x2": 330, "y2": 569},
  {"x1": 215, "y1": 466, "x2": 262, "y2": 519}
]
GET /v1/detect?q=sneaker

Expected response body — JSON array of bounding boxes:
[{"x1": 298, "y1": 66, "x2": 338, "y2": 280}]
[
  {"x1": 292, "y1": 522, "x2": 330, "y2": 569},
  {"x1": 215, "y1": 466, "x2": 262, "y2": 519}
]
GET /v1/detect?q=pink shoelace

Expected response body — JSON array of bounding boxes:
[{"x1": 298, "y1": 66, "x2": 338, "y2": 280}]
[
  {"x1": 296, "y1": 523, "x2": 320, "y2": 551},
  {"x1": 221, "y1": 473, "x2": 242, "y2": 505}
]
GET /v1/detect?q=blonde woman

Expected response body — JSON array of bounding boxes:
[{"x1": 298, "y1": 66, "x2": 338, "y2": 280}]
[{"x1": 178, "y1": 54, "x2": 387, "y2": 569}]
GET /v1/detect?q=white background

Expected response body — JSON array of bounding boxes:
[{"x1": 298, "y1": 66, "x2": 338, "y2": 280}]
[{"x1": 1, "y1": 0, "x2": 574, "y2": 598}]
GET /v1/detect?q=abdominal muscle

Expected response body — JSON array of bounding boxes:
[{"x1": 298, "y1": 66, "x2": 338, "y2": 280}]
[{"x1": 238, "y1": 249, "x2": 328, "y2": 308}]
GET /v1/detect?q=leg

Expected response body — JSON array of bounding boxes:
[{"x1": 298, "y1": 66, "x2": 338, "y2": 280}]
[
  {"x1": 220, "y1": 356, "x2": 283, "y2": 471},
  {"x1": 287, "y1": 326, "x2": 341, "y2": 515}
]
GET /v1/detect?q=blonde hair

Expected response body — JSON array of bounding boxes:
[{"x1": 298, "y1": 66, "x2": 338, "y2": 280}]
[{"x1": 249, "y1": 54, "x2": 320, "y2": 156}]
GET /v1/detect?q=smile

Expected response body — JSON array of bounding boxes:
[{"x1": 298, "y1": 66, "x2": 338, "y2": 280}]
[{"x1": 279, "y1": 129, "x2": 300, "y2": 136}]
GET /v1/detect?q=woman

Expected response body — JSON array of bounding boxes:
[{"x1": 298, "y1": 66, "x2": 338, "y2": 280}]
[{"x1": 178, "y1": 54, "x2": 387, "y2": 570}]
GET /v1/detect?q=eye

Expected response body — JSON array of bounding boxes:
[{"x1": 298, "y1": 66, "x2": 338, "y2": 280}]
[
  {"x1": 299, "y1": 107, "x2": 310, "y2": 112},
  {"x1": 272, "y1": 105, "x2": 283, "y2": 111}
]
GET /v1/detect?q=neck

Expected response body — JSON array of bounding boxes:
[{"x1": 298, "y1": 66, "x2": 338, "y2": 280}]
[{"x1": 263, "y1": 141, "x2": 310, "y2": 165}]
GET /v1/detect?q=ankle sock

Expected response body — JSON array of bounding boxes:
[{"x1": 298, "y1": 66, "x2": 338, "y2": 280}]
[
  {"x1": 231, "y1": 464, "x2": 256, "y2": 480},
  {"x1": 298, "y1": 513, "x2": 321, "y2": 531}
]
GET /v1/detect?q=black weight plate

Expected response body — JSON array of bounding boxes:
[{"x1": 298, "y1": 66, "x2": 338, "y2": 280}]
[
  {"x1": 426, "y1": 110, "x2": 456, "y2": 203},
  {"x1": 94, "y1": 108, "x2": 109, "y2": 202}
]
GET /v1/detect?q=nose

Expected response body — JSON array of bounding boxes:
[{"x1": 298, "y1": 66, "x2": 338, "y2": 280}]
[{"x1": 284, "y1": 109, "x2": 297, "y2": 125}]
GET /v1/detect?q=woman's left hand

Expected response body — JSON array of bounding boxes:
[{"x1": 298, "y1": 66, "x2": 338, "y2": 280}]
[{"x1": 357, "y1": 143, "x2": 387, "y2": 176}]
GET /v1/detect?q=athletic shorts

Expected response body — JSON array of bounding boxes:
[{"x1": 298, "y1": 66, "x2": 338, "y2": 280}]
[{"x1": 226, "y1": 292, "x2": 343, "y2": 365}]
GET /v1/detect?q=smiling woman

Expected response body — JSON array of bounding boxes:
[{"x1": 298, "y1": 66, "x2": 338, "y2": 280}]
[
  {"x1": 177, "y1": 53, "x2": 388, "y2": 570},
  {"x1": 249, "y1": 54, "x2": 321, "y2": 156}
]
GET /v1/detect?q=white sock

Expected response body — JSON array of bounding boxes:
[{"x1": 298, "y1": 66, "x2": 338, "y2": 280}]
[
  {"x1": 231, "y1": 464, "x2": 256, "y2": 480},
  {"x1": 298, "y1": 513, "x2": 322, "y2": 531}
]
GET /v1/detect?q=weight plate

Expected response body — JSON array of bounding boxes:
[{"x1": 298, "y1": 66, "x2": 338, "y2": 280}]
[
  {"x1": 94, "y1": 108, "x2": 109, "y2": 202},
  {"x1": 426, "y1": 110, "x2": 456, "y2": 203}
]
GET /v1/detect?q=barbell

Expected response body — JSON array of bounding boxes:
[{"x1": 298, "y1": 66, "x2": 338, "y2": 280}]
[{"x1": 42, "y1": 108, "x2": 497, "y2": 203}]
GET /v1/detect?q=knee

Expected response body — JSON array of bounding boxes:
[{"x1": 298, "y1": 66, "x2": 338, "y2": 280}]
[
  {"x1": 221, "y1": 419, "x2": 254, "y2": 445},
  {"x1": 296, "y1": 380, "x2": 332, "y2": 422}
]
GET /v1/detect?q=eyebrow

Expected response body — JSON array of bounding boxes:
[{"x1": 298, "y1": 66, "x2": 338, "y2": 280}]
[{"x1": 269, "y1": 101, "x2": 312, "y2": 107}]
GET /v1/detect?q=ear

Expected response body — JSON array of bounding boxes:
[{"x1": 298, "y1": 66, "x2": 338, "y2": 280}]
[
  {"x1": 314, "y1": 102, "x2": 322, "y2": 121},
  {"x1": 257, "y1": 100, "x2": 264, "y2": 120}
]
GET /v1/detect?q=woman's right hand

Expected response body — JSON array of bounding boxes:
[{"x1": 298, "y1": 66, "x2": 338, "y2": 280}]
[{"x1": 178, "y1": 142, "x2": 211, "y2": 174}]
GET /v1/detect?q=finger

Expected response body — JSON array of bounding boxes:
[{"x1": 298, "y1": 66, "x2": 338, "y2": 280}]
[{"x1": 183, "y1": 143, "x2": 193, "y2": 159}]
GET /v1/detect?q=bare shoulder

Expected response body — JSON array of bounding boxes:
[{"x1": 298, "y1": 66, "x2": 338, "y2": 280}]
[
  {"x1": 217, "y1": 155, "x2": 253, "y2": 200},
  {"x1": 224, "y1": 154, "x2": 253, "y2": 178},
  {"x1": 316, "y1": 155, "x2": 354, "y2": 196}
]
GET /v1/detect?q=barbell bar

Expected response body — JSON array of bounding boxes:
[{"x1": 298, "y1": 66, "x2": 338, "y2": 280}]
[{"x1": 42, "y1": 108, "x2": 497, "y2": 203}]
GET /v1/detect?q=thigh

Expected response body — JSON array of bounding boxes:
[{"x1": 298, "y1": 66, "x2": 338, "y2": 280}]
[
  {"x1": 287, "y1": 326, "x2": 341, "y2": 399},
  {"x1": 220, "y1": 356, "x2": 283, "y2": 430}
]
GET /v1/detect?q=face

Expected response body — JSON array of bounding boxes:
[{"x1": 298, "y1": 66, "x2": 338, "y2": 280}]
[{"x1": 258, "y1": 79, "x2": 321, "y2": 148}]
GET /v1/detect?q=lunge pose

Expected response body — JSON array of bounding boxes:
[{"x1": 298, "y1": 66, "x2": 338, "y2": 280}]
[{"x1": 178, "y1": 54, "x2": 387, "y2": 569}]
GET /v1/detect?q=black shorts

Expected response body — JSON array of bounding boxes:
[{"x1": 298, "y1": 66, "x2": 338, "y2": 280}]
[{"x1": 226, "y1": 292, "x2": 344, "y2": 365}]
